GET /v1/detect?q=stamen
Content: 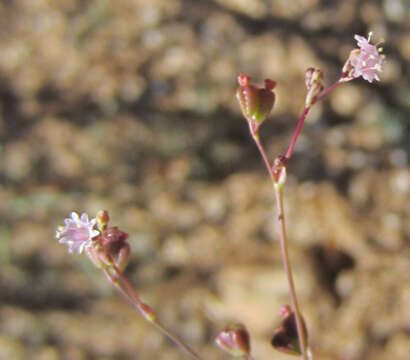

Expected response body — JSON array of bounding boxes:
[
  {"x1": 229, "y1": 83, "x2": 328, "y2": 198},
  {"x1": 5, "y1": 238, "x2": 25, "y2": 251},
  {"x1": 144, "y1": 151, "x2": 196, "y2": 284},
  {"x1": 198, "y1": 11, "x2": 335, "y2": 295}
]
[
  {"x1": 378, "y1": 47, "x2": 383, "y2": 53},
  {"x1": 368, "y1": 32, "x2": 373, "y2": 42}
]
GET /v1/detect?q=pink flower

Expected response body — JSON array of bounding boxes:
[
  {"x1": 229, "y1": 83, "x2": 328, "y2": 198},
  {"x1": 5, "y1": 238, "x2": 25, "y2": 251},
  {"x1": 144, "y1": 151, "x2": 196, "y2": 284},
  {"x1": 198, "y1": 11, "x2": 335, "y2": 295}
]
[
  {"x1": 56, "y1": 212, "x2": 99, "y2": 254},
  {"x1": 345, "y1": 33, "x2": 385, "y2": 83}
]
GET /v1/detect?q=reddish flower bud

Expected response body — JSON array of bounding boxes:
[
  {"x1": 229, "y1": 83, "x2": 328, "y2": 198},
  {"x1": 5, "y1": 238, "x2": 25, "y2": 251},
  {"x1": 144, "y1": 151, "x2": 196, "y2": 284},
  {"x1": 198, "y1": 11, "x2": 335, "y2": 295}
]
[
  {"x1": 102, "y1": 226, "x2": 129, "y2": 246},
  {"x1": 236, "y1": 74, "x2": 276, "y2": 125},
  {"x1": 101, "y1": 227, "x2": 131, "y2": 271},
  {"x1": 271, "y1": 306, "x2": 308, "y2": 356},
  {"x1": 84, "y1": 238, "x2": 120, "y2": 270},
  {"x1": 215, "y1": 323, "x2": 251, "y2": 358},
  {"x1": 115, "y1": 242, "x2": 130, "y2": 271},
  {"x1": 279, "y1": 304, "x2": 292, "y2": 318}
]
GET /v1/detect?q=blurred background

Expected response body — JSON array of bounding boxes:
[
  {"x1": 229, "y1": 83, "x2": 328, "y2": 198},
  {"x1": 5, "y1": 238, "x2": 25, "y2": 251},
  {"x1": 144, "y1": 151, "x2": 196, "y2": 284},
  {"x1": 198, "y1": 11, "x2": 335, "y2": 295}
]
[{"x1": 0, "y1": 0, "x2": 409, "y2": 359}]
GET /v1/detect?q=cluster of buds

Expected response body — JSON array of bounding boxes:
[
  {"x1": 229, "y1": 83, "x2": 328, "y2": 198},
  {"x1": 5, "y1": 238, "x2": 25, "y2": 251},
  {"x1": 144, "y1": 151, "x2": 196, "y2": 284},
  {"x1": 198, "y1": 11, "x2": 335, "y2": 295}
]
[
  {"x1": 56, "y1": 210, "x2": 131, "y2": 272},
  {"x1": 271, "y1": 305, "x2": 309, "y2": 356},
  {"x1": 215, "y1": 323, "x2": 251, "y2": 358}
]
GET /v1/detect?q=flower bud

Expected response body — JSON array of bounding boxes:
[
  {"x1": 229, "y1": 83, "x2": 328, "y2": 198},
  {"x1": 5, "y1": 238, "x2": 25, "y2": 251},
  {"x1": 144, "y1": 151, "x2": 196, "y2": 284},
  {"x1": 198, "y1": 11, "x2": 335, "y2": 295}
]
[
  {"x1": 115, "y1": 242, "x2": 130, "y2": 271},
  {"x1": 305, "y1": 68, "x2": 315, "y2": 89},
  {"x1": 305, "y1": 68, "x2": 323, "y2": 90},
  {"x1": 236, "y1": 74, "x2": 276, "y2": 125},
  {"x1": 271, "y1": 305, "x2": 308, "y2": 356},
  {"x1": 304, "y1": 68, "x2": 323, "y2": 107},
  {"x1": 96, "y1": 210, "x2": 110, "y2": 231},
  {"x1": 272, "y1": 155, "x2": 288, "y2": 188},
  {"x1": 102, "y1": 226, "x2": 129, "y2": 245},
  {"x1": 85, "y1": 240, "x2": 117, "y2": 269},
  {"x1": 279, "y1": 304, "x2": 292, "y2": 318},
  {"x1": 215, "y1": 323, "x2": 251, "y2": 358},
  {"x1": 305, "y1": 82, "x2": 323, "y2": 107},
  {"x1": 101, "y1": 227, "x2": 131, "y2": 271}
]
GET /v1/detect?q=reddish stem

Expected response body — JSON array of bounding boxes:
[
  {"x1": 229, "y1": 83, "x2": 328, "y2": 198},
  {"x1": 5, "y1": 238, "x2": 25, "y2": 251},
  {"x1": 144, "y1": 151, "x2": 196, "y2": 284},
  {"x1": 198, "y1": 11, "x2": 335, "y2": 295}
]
[
  {"x1": 112, "y1": 263, "x2": 142, "y2": 303},
  {"x1": 285, "y1": 106, "x2": 310, "y2": 160},
  {"x1": 249, "y1": 121, "x2": 275, "y2": 185},
  {"x1": 250, "y1": 132, "x2": 308, "y2": 360},
  {"x1": 285, "y1": 80, "x2": 342, "y2": 160},
  {"x1": 315, "y1": 79, "x2": 341, "y2": 103},
  {"x1": 274, "y1": 185, "x2": 308, "y2": 359},
  {"x1": 102, "y1": 263, "x2": 203, "y2": 360}
]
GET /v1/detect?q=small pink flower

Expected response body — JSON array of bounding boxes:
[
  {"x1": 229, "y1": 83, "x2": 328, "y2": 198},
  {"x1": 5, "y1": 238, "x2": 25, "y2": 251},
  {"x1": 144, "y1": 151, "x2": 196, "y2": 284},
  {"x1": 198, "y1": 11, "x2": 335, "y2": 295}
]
[
  {"x1": 56, "y1": 212, "x2": 99, "y2": 254},
  {"x1": 347, "y1": 33, "x2": 385, "y2": 83}
]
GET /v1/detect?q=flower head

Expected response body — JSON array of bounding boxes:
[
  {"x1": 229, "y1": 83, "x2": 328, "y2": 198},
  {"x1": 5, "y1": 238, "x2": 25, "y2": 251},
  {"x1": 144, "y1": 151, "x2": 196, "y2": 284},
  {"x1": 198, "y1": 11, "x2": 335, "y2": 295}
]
[
  {"x1": 343, "y1": 33, "x2": 385, "y2": 83},
  {"x1": 56, "y1": 212, "x2": 99, "y2": 254}
]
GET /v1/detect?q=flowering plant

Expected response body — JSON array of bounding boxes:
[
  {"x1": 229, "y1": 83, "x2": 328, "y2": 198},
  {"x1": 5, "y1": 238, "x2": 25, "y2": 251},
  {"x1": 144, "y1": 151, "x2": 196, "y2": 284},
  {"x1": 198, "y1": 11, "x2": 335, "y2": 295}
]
[{"x1": 56, "y1": 34, "x2": 384, "y2": 360}]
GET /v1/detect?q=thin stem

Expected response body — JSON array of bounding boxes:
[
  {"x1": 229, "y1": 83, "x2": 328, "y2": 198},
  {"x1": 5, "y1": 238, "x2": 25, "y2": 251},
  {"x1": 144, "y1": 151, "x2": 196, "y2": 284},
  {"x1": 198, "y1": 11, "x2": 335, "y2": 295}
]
[
  {"x1": 103, "y1": 264, "x2": 203, "y2": 360},
  {"x1": 285, "y1": 80, "x2": 342, "y2": 160},
  {"x1": 111, "y1": 263, "x2": 142, "y2": 303},
  {"x1": 285, "y1": 106, "x2": 310, "y2": 160},
  {"x1": 150, "y1": 320, "x2": 203, "y2": 360},
  {"x1": 274, "y1": 185, "x2": 308, "y2": 360},
  {"x1": 315, "y1": 79, "x2": 341, "y2": 103},
  {"x1": 249, "y1": 123, "x2": 275, "y2": 186},
  {"x1": 102, "y1": 267, "x2": 137, "y2": 306},
  {"x1": 251, "y1": 134, "x2": 308, "y2": 360}
]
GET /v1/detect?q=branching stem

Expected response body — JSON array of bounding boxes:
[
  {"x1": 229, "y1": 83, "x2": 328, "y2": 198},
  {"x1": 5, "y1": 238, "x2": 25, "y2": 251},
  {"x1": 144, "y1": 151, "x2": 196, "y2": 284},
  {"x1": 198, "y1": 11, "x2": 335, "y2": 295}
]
[
  {"x1": 247, "y1": 77, "x2": 344, "y2": 360},
  {"x1": 251, "y1": 131, "x2": 308, "y2": 360},
  {"x1": 285, "y1": 80, "x2": 342, "y2": 160}
]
